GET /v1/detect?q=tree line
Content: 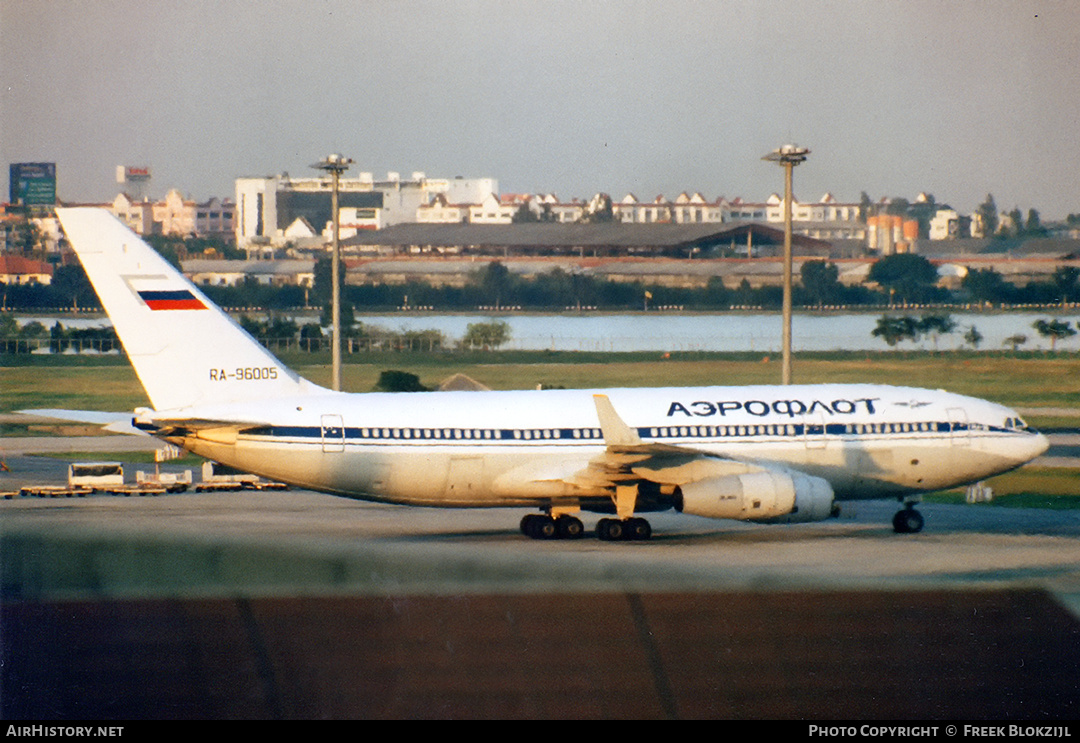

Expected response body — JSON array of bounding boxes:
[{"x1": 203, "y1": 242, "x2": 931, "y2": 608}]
[
  {"x1": 870, "y1": 313, "x2": 1078, "y2": 351},
  {"x1": 3, "y1": 253, "x2": 1077, "y2": 314},
  {"x1": 0, "y1": 314, "x2": 120, "y2": 354},
  {"x1": 217, "y1": 254, "x2": 1080, "y2": 312}
]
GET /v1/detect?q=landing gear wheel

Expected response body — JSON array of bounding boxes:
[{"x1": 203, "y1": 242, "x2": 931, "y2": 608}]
[
  {"x1": 556, "y1": 515, "x2": 585, "y2": 539},
  {"x1": 892, "y1": 508, "x2": 924, "y2": 534},
  {"x1": 596, "y1": 518, "x2": 624, "y2": 541},
  {"x1": 625, "y1": 517, "x2": 652, "y2": 541},
  {"x1": 520, "y1": 514, "x2": 536, "y2": 535},
  {"x1": 521, "y1": 514, "x2": 557, "y2": 540},
  {"x1": 596, "y1": 517, "x2": 652, "y2": 541}
]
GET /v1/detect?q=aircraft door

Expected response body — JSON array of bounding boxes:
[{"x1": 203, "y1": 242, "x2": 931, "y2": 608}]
[
  {"x1": 947, "y1": 407, "x2": 970, "y2": 447},
  {"x1": 444, "y1": 456, "x2": 485, "y2": 499},
  {"x1": 321, "y1": 414, "x2": 345, "y2": 453}
]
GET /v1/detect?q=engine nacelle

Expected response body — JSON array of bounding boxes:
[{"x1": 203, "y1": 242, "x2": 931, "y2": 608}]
[{"x1": 676, "y1": 470, "x2": 835, "y2": 523}]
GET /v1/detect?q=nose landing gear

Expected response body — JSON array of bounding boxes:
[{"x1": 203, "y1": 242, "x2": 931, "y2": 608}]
[{"x1": 892, "y1": 501, "x2": 925, "y2": 534}]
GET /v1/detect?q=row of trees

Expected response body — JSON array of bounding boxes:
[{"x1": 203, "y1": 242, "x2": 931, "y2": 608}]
[
  {"x1": 314, "y1": 255, "x2": 1075, "y2": 314},
  {"x1": 3, "y1": 253, "x2": 1077, "y2": 314},
  {"x1": 871, "y1": 313, "x2": 1077, "y2": 350},
  {"x1": 9, "y1": 311, "x2": 1074, "y2": 356},
  {"x1": 962, "y1": 265, "x2": 1080, "y2": 307},
  {"x1": 0, "y1": 315, "x2": 119, "y2": 353},
  {"x1": 975, "y1": 194, "x2": 1053, "y2": 239},
  {"x1": 0, "y1": 312, "x2": 510, "y2": 355},
  {"x1": 235, "y1": 314, "x2": 449, "y2": 353}
]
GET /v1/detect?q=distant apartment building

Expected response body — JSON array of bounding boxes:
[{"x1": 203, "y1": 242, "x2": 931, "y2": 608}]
[
  {"x1": 867, "y1": 214, "x2": 920, "y2": 254},
  {"x1": 235, "y1": 171, "x2": 497, "y2": 254},
  {"x1": 614, "y1": 194, "x2": 673, "y2": 224},
  {"x1": 0, "y1": 254, "x2": 53, "y2": 285},
  {"x1": 929, "y1": 209, "x2": 972, "y2": 240},
  {"x1": 469, "y1": 193, "x2": 536, "y2": 224},
  {"x1": 183, "y1": 259, "x2": 314, "y2": 288},
  {"x1": 606, "y1": 191, "x2": 863, "y2": 239},
  {"x1": 109, "y1": 189, "x2": 235, "y2": 239},
  {"x1": 720, "y1": 197, "x2": 767, "y2": 222},
  {"x1": 612, "y1": 193, "x2": 723, "y2": 224},
  {"x1": 417, "y1": 194, "x2": 471, "y2": 224},
  {"x1": 762, "y1": 192, "x2": 865, "y2": 241},
  {"x1": 536, "y1": 194, "x2": 585, "y2": 223},
  {"x1": 232, "y1": 160, "x2": 874, "y2": 255},
  {"x1": 110, "y1": 194, "x2": 155, "y2": 235},
  {"x1": 0, "y1": 208, "x2": 66, "y2": 257},
  {"x1": 418, "y1": 192, "x2": 586, "y2": 224},
  {"x1": 671, "y1": 192, "x2": 722, "y2": 224}
]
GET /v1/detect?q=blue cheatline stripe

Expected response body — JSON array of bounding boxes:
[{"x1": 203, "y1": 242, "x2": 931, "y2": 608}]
[{"x1": 230, "y1": 420, "x2": 1007, "y2": 445}]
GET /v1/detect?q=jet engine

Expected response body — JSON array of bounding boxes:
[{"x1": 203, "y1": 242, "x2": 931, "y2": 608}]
[{"x1": 675, "y1": 470, "x2": 835, "y2": 523}]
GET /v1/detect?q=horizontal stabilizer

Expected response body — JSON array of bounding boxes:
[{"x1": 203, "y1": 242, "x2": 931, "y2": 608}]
[
  {"x1": 18, "y1": 408, "x2": 148, "y2": 438},
  {"x1": 19, "y1": 408, "x2": 130, "y2": 426}
]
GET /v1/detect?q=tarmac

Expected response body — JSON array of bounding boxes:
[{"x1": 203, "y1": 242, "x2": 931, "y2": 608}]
[{"x1": 2, "y1": 434, "x2": 1079, "y2": 719}]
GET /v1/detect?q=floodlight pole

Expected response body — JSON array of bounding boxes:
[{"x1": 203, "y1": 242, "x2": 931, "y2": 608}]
[
  {"x1": 762, "y1": 144, "x2": 809, "y2": 385},
  {"x1": 313, "y1": 154, "x2": 353, "y2": 391}
]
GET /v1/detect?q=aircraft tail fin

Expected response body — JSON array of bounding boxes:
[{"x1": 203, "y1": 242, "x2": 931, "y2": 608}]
[{"x1": 56, "y1": 208, "x2": 323, "y2": 411}]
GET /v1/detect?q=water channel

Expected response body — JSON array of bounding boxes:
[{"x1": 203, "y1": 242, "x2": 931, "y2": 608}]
[{"x1": 17, "y1": 310, "x2": 1080, "y2": 353}]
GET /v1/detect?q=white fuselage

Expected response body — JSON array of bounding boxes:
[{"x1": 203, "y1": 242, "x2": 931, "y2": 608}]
[
  {"x1": 53, "y1": 208, "x2": 1051, "y2": 533},
  {"x1": 149, "y1": 383, "x2": 1048, "y2": 509}
]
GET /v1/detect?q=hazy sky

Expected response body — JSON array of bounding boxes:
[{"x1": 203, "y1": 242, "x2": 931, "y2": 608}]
[{"x1": 3, "y1": 0, "x2": 1079, "y2": 219}]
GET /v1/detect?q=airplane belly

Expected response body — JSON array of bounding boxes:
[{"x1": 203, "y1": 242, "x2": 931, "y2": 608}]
[
  {"x1": 822, "y1": 437, "x2": 1026, "y2": 499},
  {"x1": 226, "y1": 439, "x2": 567, "y2": 507}
]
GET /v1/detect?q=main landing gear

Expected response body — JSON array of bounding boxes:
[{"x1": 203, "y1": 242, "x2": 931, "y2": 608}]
[
  {"x1": 520, "y1": 513, "x2": 653, "y2": 541},
  {"x1": 892, "y1": 499, "x2": 925, "y2": 534},
  {"x1": 596, "y1": 517, "x2": 652, "y2": 541},
  {"x1": 521, "y1": 513, "x2": 585, "y2": 540}
]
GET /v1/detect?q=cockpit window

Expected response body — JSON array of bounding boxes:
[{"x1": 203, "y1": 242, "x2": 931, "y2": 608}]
[{"x1": 1004, "y1": 417, "x2": 1030, "y2": 431}]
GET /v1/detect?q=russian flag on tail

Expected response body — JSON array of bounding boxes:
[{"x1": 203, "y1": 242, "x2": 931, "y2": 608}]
[{"x1": 137, "y1": 289, "x2": 207, "y2": 311}]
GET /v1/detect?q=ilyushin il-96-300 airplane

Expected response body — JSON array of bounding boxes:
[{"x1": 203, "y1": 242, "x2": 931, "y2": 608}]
[{"x1": 51, "y1": 207, "x2": 1048, "y2": 541}]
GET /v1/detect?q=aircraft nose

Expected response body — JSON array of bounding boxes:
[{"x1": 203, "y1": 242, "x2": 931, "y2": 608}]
[
  {"x1": 1013, "y1": 431, "x2": 1050, "y2": 465},
  {"x1": 1032, "y1": 431, "x2": 1050, "y2": 458}
]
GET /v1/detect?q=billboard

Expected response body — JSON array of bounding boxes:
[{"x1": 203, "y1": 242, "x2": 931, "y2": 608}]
[
  {"x1": 9, "y1": 162, "x2": 57, "y2": 206},
  {"x1": 116, "y1": 165, "x2": 151, "y2": 183}
]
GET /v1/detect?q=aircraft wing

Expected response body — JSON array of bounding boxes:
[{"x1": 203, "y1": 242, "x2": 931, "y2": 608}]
[
  {"x1": 584, "y1": 394, "x2": 774, "y2": 487},
  {"x1": 559, "y1": 440, "x2": 755, "y2": 490},
  {"x1": 563, "y1": 395, "x2": 835, "y2": 523}
]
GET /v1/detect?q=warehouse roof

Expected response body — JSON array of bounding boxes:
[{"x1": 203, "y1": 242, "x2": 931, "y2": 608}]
[{"x1": 342, "y1": 221, "x2": 831, "y2": 254}]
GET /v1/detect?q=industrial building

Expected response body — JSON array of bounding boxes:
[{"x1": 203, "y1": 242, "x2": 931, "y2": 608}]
[{"x1": 234, "y1": 172, "x2": 498, "y2": 255}]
